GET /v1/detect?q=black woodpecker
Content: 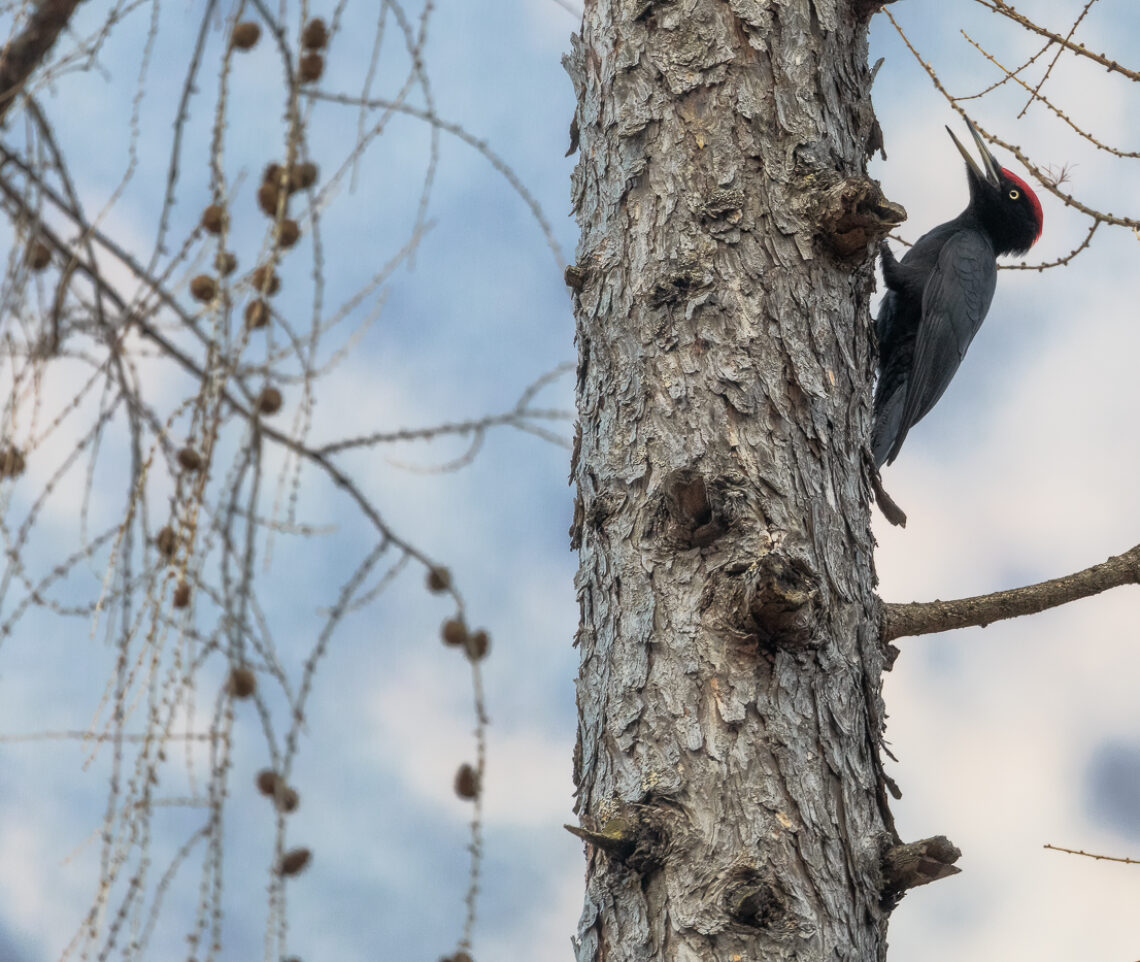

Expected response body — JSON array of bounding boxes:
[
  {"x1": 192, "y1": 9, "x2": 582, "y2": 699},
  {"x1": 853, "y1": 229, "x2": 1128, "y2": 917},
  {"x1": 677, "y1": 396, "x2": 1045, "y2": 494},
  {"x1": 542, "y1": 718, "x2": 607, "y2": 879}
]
[{"x1": 873, "y1": 118, "x2": 1044, "y2": 467}]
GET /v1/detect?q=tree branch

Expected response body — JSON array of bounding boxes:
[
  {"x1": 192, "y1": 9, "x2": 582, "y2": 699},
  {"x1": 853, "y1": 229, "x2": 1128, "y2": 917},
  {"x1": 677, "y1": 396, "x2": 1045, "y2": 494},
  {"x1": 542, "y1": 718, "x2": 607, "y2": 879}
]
[
  {"x1": 1043, "y1": 843, "x2": 1140, "y2": 865},
  {"x1": 882, "y1": 543, "x2": 1140, "y2": 641},
  {"x1": 973, "y1": 0, "x2": 1140, "y2": 84},
  {"x1": 0, "y1": 0, "x2": 82, "y2": 124},
  {"x1": 0, "y1": 165, "x2": 439, "y2": 585}
]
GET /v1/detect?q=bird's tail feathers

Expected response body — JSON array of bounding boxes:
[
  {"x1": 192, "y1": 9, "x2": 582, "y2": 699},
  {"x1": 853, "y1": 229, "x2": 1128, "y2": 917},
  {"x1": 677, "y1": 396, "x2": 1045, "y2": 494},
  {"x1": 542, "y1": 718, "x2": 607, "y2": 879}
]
[{"x1": 872, "y1": 389, "x2": 907, "y2": 468}]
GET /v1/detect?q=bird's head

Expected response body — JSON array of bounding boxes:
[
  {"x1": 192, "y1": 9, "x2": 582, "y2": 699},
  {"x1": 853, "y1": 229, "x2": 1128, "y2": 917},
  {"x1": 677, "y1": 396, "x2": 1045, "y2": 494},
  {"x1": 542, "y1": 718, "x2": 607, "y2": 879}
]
[{"x1": 946, "y1": 118, "x2": 1044, "y2": 257}]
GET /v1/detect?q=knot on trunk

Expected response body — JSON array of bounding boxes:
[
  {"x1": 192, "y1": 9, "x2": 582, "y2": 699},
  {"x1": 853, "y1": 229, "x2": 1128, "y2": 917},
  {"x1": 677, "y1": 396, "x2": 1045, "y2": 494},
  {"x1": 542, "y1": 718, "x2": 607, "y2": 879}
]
[
  {"x1": 748, "y1": 553, "x2": 821, "y2": 650},
  {"x1": 723, "y1": 867, "x2": 790, "y2": 931},
  {"x1": 654, "y1": 469, "x2": 747, "y2": 550},
  {"x1": 649, "y1": 258, "x2": 713, "y2": 308},
  {"x1": 564, "y1": 262, "x2": 587, "y2": 291},
  {"x1": 699, "y1": 186, "x2": 745, "y2": 232},
  {"x1": 880, "y1": 835, "x2": 962, "y2": 906},
  {"x1": 812, "y1": 175, "x2": 906, "y2": 260}
]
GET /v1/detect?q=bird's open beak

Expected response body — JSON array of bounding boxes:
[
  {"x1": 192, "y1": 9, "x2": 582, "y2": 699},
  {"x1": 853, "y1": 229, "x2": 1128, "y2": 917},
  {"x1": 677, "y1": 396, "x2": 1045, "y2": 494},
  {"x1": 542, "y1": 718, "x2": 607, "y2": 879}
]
[{"x1": 946, "y1": 118, "x2": 1002, "y2": 188}]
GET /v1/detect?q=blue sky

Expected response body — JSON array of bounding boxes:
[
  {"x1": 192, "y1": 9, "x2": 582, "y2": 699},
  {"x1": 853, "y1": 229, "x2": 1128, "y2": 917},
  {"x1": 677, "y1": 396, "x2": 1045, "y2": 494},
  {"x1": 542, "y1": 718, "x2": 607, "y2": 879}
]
[{"x1": 1, "y1": 1, "x2": 1138, "y2": 961}]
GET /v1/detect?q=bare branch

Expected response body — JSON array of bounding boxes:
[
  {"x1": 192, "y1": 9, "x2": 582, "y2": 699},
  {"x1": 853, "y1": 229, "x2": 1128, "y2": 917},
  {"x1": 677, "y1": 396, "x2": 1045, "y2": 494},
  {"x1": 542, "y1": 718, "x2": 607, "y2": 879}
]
[
  {"x1": 885, "y1": 7, "x2": 1140, "y2": 257},
  {"x1": 1000, "y1": 219, "x2": 1099, "y2": 271},
  {"x1": 1043, "y1": 844, "x2": 1140, "y2": 865},
  {"x1": 882, "y1": 543, "x2": 1140, "y2": 641},
  {"x1": 982, "y1": 125, "x2": 1140, "y2": 229},
  {"x1": 309, "y1": 88, "x2": 567, "y2": 270},
  {"x1": 974, "y1": 0, "x2": 1140, "y2": 84},
  {"x1": 960, "y1": 31, "x2": 1140, "y2": 160},
  {"x1": 0, "y1": 0, "x2": 82, "y2": 124},
  {"x1": 318, "y1": 363, "x2": 573, "y2": 455},
  {"x1": 954, "y1": 37, "x2": 1052, "y2": 103},
  {"x1": 1014, "y1": 0, "x2": 1098, "y2": 118}
]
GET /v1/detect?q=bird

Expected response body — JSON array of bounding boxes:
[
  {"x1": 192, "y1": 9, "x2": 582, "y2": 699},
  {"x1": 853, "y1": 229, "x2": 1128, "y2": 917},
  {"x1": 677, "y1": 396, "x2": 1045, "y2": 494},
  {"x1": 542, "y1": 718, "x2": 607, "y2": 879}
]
[{"x1": 872, "y1": 118, "x2": 1044, "y2": 467}]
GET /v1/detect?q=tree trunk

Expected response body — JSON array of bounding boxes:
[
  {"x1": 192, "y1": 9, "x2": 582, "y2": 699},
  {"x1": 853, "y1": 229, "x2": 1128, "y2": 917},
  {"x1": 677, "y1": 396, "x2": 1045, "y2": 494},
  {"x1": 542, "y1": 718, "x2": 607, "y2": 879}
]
[{"x1": 566, "y1": 1, "x2": 908, "y2": 959}]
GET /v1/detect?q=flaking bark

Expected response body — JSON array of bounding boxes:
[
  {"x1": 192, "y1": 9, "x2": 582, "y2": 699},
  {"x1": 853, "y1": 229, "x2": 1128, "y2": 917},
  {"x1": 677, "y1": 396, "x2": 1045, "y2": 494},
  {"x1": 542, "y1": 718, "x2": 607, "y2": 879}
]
[{"x1": 566, "y1": 1, "x2": 901, "y2": 959}]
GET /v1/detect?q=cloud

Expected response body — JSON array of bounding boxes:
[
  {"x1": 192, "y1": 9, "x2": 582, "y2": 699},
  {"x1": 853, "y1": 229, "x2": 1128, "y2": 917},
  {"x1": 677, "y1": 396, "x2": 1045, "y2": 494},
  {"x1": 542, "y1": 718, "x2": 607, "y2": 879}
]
[
  {"x1": 364, "y1": 656, "x2": 574, "y2": 828},
  {"x1": 1085, "y1": 739, "x2": 1140, "y2": 841}
]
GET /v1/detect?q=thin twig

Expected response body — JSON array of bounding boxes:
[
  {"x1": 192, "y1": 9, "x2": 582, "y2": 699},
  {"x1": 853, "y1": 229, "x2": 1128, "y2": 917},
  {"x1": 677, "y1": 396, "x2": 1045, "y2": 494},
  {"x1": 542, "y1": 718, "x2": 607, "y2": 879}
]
[
  {"x1": 1043, "y1": 844, "x2": 1140, "y2": 865},
  {"x1": 1015, "y1": 0, "x2": 1098, "y2": 118},
  {"x1": 973, "y1": 0, "x2": 1140, "y2": 84}
]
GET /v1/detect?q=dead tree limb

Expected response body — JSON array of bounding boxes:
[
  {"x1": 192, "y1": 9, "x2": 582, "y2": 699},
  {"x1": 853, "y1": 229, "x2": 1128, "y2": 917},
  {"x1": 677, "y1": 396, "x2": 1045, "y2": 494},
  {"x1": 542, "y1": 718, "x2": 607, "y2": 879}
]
[{"x1": 882, "y1": 543, "x2": 1140, "y2": 641}]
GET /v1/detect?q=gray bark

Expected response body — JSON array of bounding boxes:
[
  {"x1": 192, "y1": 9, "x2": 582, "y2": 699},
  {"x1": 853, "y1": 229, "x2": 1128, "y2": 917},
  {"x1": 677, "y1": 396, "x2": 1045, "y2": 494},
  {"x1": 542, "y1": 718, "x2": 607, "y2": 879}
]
[{"x1": 565, "y1": 1, "x2": 906, "y2": 959}]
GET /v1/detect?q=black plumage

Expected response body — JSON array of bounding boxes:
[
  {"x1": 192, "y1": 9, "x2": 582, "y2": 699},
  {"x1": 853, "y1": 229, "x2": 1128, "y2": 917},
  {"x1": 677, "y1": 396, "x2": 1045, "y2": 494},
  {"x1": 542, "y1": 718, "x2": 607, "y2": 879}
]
[{"x1": 872, "y1": 119, "x2": 1044, "y2": 467}]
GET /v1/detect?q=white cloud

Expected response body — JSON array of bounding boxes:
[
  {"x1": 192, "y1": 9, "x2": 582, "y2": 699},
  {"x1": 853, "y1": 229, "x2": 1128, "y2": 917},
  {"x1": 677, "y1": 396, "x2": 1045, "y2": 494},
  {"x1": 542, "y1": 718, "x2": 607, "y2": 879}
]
[
  {"x1": 478, "y1": 863, "x2": 584, "y2": 962},
  {"x1": 0, "y1": 782, "x2": 100, "y2": 960},
  {"x1": 364, "y1": 657, "x2": 575, "y2": 828}
]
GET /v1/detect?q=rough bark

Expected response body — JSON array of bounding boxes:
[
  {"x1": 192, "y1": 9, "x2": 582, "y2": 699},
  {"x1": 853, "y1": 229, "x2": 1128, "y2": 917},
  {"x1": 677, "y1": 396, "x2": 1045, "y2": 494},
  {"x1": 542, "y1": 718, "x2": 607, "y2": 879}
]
[{"x1": 566, "y1": 1, "x2": 905, "y2": 960}]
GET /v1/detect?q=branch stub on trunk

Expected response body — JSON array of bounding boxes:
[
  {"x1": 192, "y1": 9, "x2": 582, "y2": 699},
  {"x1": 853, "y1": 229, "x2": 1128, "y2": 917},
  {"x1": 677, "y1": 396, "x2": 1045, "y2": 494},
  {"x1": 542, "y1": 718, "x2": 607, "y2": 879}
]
[
  {"x1": 881, "y1": 835, "x2": 962, "y2": 906},
  {"x1": 812, "y1": 175, "x2": 906, "y2": 261},
  {"x1": 565, "y1": 804, "x2": 676, "y2": 876},
  {"x1": 723, "y1": 868, "x2": 791, "y2": 932}
]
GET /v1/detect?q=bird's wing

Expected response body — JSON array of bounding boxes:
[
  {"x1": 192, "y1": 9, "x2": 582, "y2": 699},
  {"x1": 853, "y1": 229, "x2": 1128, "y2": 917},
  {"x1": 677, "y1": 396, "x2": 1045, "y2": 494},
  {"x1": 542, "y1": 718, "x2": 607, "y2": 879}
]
[
  {"x1": 871, "y1": 290, "x2": 907, "y2": 467},
  {"x1": 886, "y1": 230, "x2": 997, "y2": 463}
]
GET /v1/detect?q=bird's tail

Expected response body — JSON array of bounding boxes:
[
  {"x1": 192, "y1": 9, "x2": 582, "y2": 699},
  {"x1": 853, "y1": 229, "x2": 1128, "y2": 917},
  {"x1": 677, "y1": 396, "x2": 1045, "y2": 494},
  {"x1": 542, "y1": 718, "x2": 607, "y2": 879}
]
[{"x1": 871, "y1": 387, "x2": 907, "y2": 467}]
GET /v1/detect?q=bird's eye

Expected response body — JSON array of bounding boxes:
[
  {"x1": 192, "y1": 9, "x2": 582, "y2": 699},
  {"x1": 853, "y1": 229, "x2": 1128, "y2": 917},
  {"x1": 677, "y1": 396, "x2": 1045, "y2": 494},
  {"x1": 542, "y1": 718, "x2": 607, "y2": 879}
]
[{"x1": 1008, "y1": 188, "x2": 1020, "y2": 200}]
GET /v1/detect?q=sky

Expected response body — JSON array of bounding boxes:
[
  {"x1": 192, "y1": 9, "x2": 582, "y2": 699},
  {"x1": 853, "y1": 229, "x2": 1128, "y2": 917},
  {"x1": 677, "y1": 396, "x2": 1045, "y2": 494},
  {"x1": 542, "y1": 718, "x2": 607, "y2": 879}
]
[{"x1": 0, "y1": 1, "x2": 1138, "y2": 961}]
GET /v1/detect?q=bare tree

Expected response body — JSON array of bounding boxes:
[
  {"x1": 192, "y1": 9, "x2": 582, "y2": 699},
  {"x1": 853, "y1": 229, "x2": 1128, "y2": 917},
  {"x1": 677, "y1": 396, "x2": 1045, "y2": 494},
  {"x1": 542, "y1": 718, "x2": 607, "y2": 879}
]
[{"x1": 0, "y1": 2, "x2": 572, "y2": 959}]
